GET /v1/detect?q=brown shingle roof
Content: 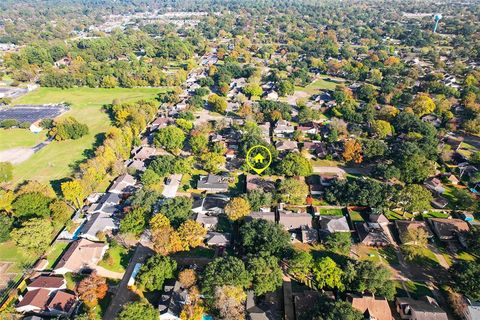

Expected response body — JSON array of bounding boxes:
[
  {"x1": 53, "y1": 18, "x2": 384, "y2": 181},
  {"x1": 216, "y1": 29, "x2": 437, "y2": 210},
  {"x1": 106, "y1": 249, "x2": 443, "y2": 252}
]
[
  {"x1": 17, "y1": 289, "x2": 50, "y2": 309},
  {"x1": 28, "y1": 276, "x2": 65, "y2": 290},
  {"x1": 54, "y1": 239, "x2": 106, "y2": 273},
  {"x1": 348, "y1": 294, "x2": 392, "y2": 320},
  {"x1": 46, "y1": 291, "x2": 76, "y2": 313},
  {"x1": 429, "y1": 218, "x2": 469, "y2": 238}
]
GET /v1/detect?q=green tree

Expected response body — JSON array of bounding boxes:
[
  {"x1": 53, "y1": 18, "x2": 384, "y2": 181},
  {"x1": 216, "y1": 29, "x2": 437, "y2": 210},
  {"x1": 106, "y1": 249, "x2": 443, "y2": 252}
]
[
  {"x1": 278, "y1": 153, "x2": 313, "y2": 176},
  {"x1": 189, "y1": 134, "x2": 209, "y2": 154},
  {"x1": 0, "y1": 189, "x2": 15, "y2": 213},
  {"x1": 116, "y1": 301, "x2": 158, "y2": 320},
  {"x1": 120, "y1": 207, "x2": 148, "y2": 237},
  {"x1": 240, "y1": 219, "x2": 291, "y2": 257},
  {"x1": 49, "y1": 200, "x2": 73, "y2": 229},
  {"x1": 371, "y1": 120, "x2": 393, "y2": 139},
  {"x1": 278, "y1": 178, "x2": 309, "y2": 204},
  {"x1": 398, "y1": 184, "x2": 432, "y2": 213},
  {"x1": 287, "y1": 251, "x2": 313, "y2": 283},
  {"x1": 344, "y1": 260, "x2": 396, "y2": 300},
  {"x1": 10, "y1": 218, "x2": 54, "y2": 253},
  {"x1": 247, "y1": 255, "x2": 283, "y2": 295},
  {"x1": 451, "y1": 260, "x2": 480, "y2": 301},
  {"x1": 245, "y1": 190, "x2": 272, "y2": 211},
  {"x1": 200, "y1": 152, "x2": 225, "y2": 173},
  {"x1": 137, "y1": 255, "x2": 177, "y2": 291},
  {"x1": 0, "y1": 162, "x2": 13, "y2": 182},
  {"x1": 208, "y1": 94, "x2": 227, "y2": 114},
  {"x1": 243, "y1": 83, "x2": 263, "y2": 98},
  {"x1": 312, "y1": 257, "x2": 344, "y2": 290},
  {"x1": 324, "y1": 232, "x2": 352, "y2": 255},
  {"x1": 202, "y1": 257, "x2": 251, "y2": 299},
  {"x1": 278, "y1": 80, "x2": 294, "y2": 96},
  {"x1": 158, "y1": 197, "x2": 193, "y2": 228},
  {"x1": 101, "y1": 75, "x2": 118, "y2": 88},
  {"x1": 61, "y1": 179, "x2": 86, "y2": 209},
  {"x1": 154, "y1": 125, "x2": 186, "y2": 153},
  {"x1": 12, "y1": 192, "x2": 52, "y2": 219},
  {"x1": 312, "y1": 300, "x2": 363, "y2": 320},
  {"x1": 0, "y1": 215, "x2": 13, "y2": 243}
]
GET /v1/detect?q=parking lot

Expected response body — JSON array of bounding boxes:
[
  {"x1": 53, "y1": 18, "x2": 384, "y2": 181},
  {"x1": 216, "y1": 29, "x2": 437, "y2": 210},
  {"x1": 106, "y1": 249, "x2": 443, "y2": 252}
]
[{"x1": 0, "y1": 104, "x2": 68, "y2": 123}]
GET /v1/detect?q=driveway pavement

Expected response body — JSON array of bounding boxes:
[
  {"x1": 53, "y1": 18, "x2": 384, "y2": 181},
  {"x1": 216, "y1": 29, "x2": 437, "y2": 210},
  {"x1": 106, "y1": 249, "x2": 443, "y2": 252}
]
[
  {"x1": 313, "y1": 165, "x2": 371, "y2": 175},
  {"x1": 162, "y1": 174, "x2": 182, "y2": 198}
]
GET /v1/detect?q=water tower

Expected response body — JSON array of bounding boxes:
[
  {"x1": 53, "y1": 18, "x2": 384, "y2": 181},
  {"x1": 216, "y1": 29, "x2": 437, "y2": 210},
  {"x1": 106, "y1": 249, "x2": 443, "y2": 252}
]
[{"x1": 433, "y1": 13, "x2": 442, "y2": 33}]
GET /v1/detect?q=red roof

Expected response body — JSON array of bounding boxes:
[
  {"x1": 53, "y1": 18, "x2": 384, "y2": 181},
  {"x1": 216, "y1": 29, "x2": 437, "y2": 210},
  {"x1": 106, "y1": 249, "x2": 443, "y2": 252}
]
[
  {"x1": 47, "y1": 291, "x2": 76, "y2": 313},
  {"x1": 28, "y1": 276, "x2": 64, "y2": 290},
  {"x1": 17, "y1": 289, "x2": 50, "y2": 309}
]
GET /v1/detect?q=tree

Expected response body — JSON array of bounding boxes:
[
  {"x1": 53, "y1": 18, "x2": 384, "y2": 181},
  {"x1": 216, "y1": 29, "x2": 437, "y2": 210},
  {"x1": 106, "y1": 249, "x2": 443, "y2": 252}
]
[
  {"x1": 76, "y1": 272, "x2": 108, "y2": 309},
  {"x1": 247, "y1": 255, "x2": 283, "y2": 295},
  {"x1": 401, "y1": 227, "x2": 429, "y2": 261},
  {"x1": 451, "y1": 260, "x2": 480, "y2": 301},
  {"x1": 154, "y1": 125, "x2": 186, "y2": 153},
  {"x1": 0, "y1": 215, "x2": 13, "y2": 243},
  {"x1": 10, "y1": 218, "x2": 54, "y2": 253},
  {"x1": 325, "y1": 232, "x2": 352, "y2": 255},
  {"x1": 225, "y1": 197, "x2": 251, "y2": 221},
  {"x1": 201, "y1": 257, "x2": 251, "y2": 298},
  {"x1": 214, "y1": 286, "x2": 246, "y2": 320},
  {"x1": 49, "y1": 200, "x2": 73, "y2": 229},
  {"x1": 200, "y1": 152, "x2": 225, "y2": 173},
  {"x1": 12, "y1": 192, "x2": 52, "y2": 219},
  {"x1": 361, "y1": 139, "x2": 387, "y2": 161},
  {"x1": 116, "y1": 301, "x2": 158, "y2": 320},
  {"x1": 49, "y1": 117, "x2": 89, "y2": 141},
  {"x1": 278, "y1": 178, "x2": 309, "y2": 204},
  {"x1": 243, "y1": 83, "x2": 263, "y2": 98},
  {"x1": 240, "y1": 219, "x2": 291, "y2": 257},
  {"x1": 245, "y1": 190, "x2": 272, "y2": 211},
  {"x1": 410, "y1": 93, "x2": 435, "y2": 116},
  {"x1": 158, "y1": 197, "x2": 193, "y2": 228},
  {"x1": 189, "y1": 133, "x2": 209, "y2": 154},
  {"x1": 208, "y1": 94, "x2": 227, "y2": 114},
  {"x1": 398, "y1": 184, "x2": 432, "y2": 213},
  {"x1": 0, "y1": 162, "x2": 13, "y2": 182},
  {"x1": 179, "y1": 269, "x2": 197, "y2": 289},
  {"x1": 151, "y1": 226, "x2": 184, "y2": 255},
  {"x1": 178, "y1": 220, "x2": 207, "y2": 249},
  {"x1": 344, "y1": 260, "x2": 396, "y2": 300},
  {"x1": 278, "y1": 80, "x2": 294, "y2": 96},
  {"x1": 288, "y1": 251, "x2": 313, "y2": 283},
  {"x1": 312, "y1": 300, "x2": 363, "y2": 320},
  {"x1": 278, "y1": 153, "x2": 313, "y2": 176},
  {"x1": 61, "y1": 179, "x2": 86, "y2": 209},
  {"x1": 343, "y1": 139, "x2": 363, "y2": 163},
  {"x1": 371, "y1": 120, "x2": 393, "y2": 138},
  {"x1": 137, "y1": 255, "x2": 177, "y2": 292},
  {"x1": 120, "y1": 207, "x2": 148, "y2": 237},
  {"x1": 0, "y1": 189, "x2": 15, "y2": 213},
  {"x1": 312, "y1": 257, "x2": 344, "y2": 290}
]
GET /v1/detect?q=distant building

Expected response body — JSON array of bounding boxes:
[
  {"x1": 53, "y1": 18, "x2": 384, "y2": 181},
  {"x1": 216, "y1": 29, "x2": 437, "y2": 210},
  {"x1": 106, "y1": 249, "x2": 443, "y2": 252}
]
[
  {"x1": 347, "y1": 294, "x2": 393, "y2": 320},
  {"x1": 355, "y1": 222, "x2": 391, "y2": 247},
  {"x1": 318, "y1": 215, "x2": 350, "y2": 236}
]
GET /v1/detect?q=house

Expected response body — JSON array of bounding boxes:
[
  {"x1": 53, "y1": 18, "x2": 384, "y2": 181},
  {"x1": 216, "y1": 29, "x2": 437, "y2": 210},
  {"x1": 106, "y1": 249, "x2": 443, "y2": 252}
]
[
  {"x1": 192, "y1": 194, "x2": 230, "y2": 214},
  {"x1": 265, "y1": 90, "x2": 279, "y2": 100},
  {"x1": 195, "y1": 212, "x2": 218, "y2": 230},
  {"x1": 159, "y1": 281, "x2": 188, "y2": 320},
  {"x1": 275, "y1": 140, "x2": 298, "y2": 152},
  {"x1": 303, "y1": 141, "x2": 328, "y2": 158},
  {"x1": 355, "y1": 222, "x2": 391, "y2": 246},
  {"x1": 258, "y1": 123, "x2": 271, "y2": 142},
  {"x1": 197, "y1": 174, "x2": 229, "y2": 193},
  {"x1": 79, "y1": 212, "x2": 116, "y2": 241},
  {"x1": 27, "y1": 275, "x2": 66, "y2": 292},
  {"x1": 246, "y1": 291, "x2": 269, "y2": 320},
  {"x1": 465, "y1": 300, "x2": 480, "y2": 320},
  {"x1": 369, "y1": 213, "x2": 389, "y2": 226},
  {"x1": 46, "y1": 290, "x2": 77, "y2": 316},
  {"x1": 297, "y1": 123, "x2": 318, "y2": 135},
  {"x1": 294, "y1": 291, "x2": 330, "y2": 320},
  {"x1": 15, "y1": 289, "x2": 77, "y2": 316},
  {"x1": 395, "y1": 221, "x2": 433, "y2": 245},
  {"x1": 460, "y1": 212, "x2": 475, "y2": 222},
  {"x1": 150, "y1": 117, "x2": 172, "y2": 131},
  {"x1": 126, "y1": 159, "x2": 147, "y2": 172},
  {"x1": 225, "y1": 149, "x2": 236, "y2": 160},
  {"x1": 273, "y1": 120, "x2": 295, "y2": 137},
  {"x1": 16, "y1": 289, "x2": 51, "y2": 313},
  {"x1": 53, "y1": 239, "x2": 108, "y2": 275},
  {"x1": 444, "y1": 174, "x2": 460, "y2": 185},
  {"x1": 428, "y1": 218, "x2": 469, "y2": 242},
  {"x1": 205, "y1": 232, "x2": 231, "y2": 247},
  {"x1": 278, "y1": 212, "x2": 312, "y2": 230},
  {"x1": 246, "y1": 175, "x2": 276, "y2": 193},
  {"x1": 108, "y1": 174, "x2": 136, "y2": 194},
  {"x1": 396, "y1": 296, "x2": 448, "y2": 320},
  {"x1": 424, "y1": 178, "x2": 446, "y2": 194},
  {"x1": 132, "y1": 146, "x2": 160, "y2": 161},
  {"x1": 247, "y1": 211, "x2": 277, "y2": 224},
  {"x1": 431, "y1": 197, "x2": 449, "y2": 209},
  {"x1": 88, "y1": 192, "x2": 122, "y2": 215},
  {"x1": 318, "y1": 215, "x2": 350, "y2": 236},
  {"x1": 347, "y1": 294, "x2": 393, "y2": 320}
]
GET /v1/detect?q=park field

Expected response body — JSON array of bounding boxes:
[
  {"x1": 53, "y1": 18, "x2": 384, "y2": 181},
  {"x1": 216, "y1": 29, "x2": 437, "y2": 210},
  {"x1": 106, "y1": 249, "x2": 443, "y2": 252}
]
[
  {"x1": 0, "y1": 128, "x2": 47, "y2": 151},
  {"x1": 8, "y1": 87, "x2": 167, "y2": 185}
]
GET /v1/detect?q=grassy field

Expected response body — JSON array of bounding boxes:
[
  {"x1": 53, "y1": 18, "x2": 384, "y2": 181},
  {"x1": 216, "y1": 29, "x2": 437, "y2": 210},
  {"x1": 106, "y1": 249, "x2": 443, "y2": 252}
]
[
  {"x1": 98, "y1": 244, "x2": 132, "y2": 273},
  {"x1": 0, "y1": 129, "x2": 47, "y2": 151},
  {"x1": 316, "y1": 208, "x2": 344, "y2": 216},
  {"x1": 45, "y1": 241, "x2": 69, "y2": 269},
  {"x1": 296, "y1": 75, "x2": 346, "y2": 94},
  {"x1": 0, "y1": 241, "x2": 35, "y2": 273},
  {"x1": 9, "y1": 87, "x2": 164, "y2": 185}
]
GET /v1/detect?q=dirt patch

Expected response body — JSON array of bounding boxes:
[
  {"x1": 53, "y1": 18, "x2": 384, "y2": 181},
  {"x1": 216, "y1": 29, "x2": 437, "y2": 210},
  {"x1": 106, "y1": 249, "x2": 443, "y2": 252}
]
[{"x1": 0, "y1": 147, "x2": 35, "y2": 164}]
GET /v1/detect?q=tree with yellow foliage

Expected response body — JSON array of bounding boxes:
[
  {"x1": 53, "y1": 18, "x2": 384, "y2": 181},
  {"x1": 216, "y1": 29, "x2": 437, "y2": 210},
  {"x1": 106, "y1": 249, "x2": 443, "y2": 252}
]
[{"x1": 343, "y1": 139, "x2": 363, "y2": 164}]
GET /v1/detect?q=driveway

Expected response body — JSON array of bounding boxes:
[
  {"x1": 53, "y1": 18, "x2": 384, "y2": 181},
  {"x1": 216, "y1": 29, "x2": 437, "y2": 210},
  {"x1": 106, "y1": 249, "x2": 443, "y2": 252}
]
[
  {"x1": 313, "y1": 166, "x2": 371, "y2": 175},
  {"x1": 103, "y1": 245, "x2": 154, "y2": 320},
  {"x1": 162, "y1": 174, "x2": 182, "y2": 198}
]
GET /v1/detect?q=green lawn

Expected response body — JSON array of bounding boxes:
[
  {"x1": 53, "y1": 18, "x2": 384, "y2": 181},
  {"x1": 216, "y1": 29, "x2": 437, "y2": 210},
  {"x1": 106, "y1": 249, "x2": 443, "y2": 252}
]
[
  {"x1": 316, "y1": 208, "x2": 344, "y2": 216},
  {"x1": 385, "y1": 210, "x2": 414, "y2": 220},
  {"x1": 0, "y1": 129, "x2": 47, "y2": 151},
  {"x1": 349, "y1": 210, "x2": 364, "y2": 222},
  {"x1": 45, "y1": 241, "x2": 69, "y2": 269},
  {"x1": 0, "y1": 241, "x2": 36, "y2": 273},
  {"x1": 422, "y1": 211, "x2": 450, "y2": 219},
  {"x1": 395, "y1": 280, "x2": 433, "y2": 298},
  {"x1": 295, "y1": 75, "x2": 346, "y2": 94},
  {"x1": 98, "y1": 243, "x2": 132, "y2": 273},
  {"x1": 10, "y1": 87, "x2": 164, "y2": 185}
]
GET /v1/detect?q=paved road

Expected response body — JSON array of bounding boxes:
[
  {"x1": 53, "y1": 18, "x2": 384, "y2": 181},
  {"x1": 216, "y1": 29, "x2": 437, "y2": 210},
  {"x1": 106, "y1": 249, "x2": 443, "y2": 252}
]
[
  {"x1": 103, "y1": 245, "x2": 154, "y2": 320},
  {"x1": 162, "y1": 174, "x2": 182, "y2": 198}
]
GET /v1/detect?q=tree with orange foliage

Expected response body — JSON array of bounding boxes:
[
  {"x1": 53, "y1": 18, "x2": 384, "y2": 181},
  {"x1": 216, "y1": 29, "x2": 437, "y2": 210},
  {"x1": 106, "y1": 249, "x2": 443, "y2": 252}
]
[
  {"x1": 343, "y1": 139, "x2": 363, "y2": 164},
  {"x1": 76, "y1": 272, "x2": 108, "y2": 309}
]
